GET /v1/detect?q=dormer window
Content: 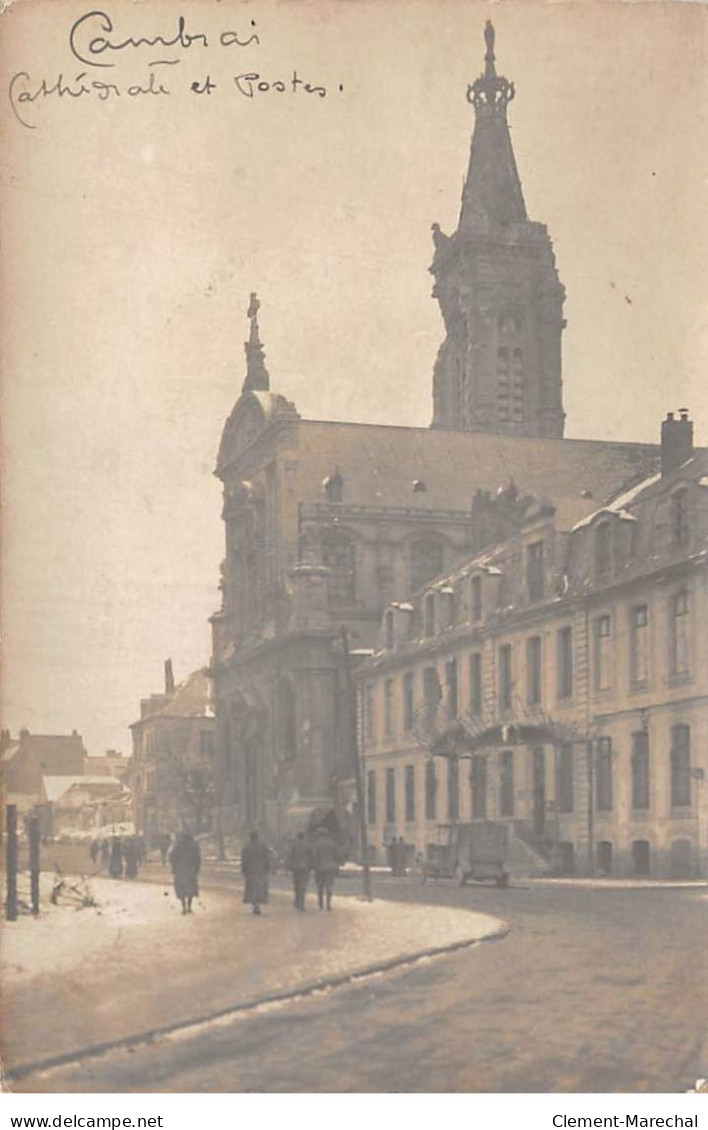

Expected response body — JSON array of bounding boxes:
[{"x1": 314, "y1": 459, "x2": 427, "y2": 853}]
[
  {"x1": 424, "y1": 593, "x2": 436, "y2": 638},
  {"x1": 440, "y1": 590, "x2": 454, "y2": 629},
  {"x1": 670, "y1": 488, "x2": 689, "y2": 550},
  {"x1": 526, "y1": 540, "x2": 544, "y2": 603},
  {"x1": 595, "y1": 521, "x2": 611, "y2": 581},
  {"x1": 323, "y1": 469, "x2": 344, "y2": 503},
  {"x1": 384, "y1": 610, "x2": 395, "y2": 651}
]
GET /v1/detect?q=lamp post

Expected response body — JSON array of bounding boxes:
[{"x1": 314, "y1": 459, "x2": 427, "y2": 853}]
[
  {"x1": 692, "y1": 767, "x2": 705, "y2": 879},
  {"x1": 340, "y1": 625, "x2": 373, "y2": 901}
]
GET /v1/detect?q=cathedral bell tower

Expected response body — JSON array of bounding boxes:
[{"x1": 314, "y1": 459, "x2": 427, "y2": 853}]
[{"x1": 430, "y1": 23, "x2": 566, "y2": 437}]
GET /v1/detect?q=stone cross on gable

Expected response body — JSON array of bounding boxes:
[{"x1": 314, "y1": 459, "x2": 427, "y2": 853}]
[{"x1": 248, "y1": 292, "x2": 260, "y2": 327}]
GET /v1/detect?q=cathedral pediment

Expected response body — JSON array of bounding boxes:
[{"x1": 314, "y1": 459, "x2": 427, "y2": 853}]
[{"x1": 216, "y1": 390, "x2": 300, "y2": 477}]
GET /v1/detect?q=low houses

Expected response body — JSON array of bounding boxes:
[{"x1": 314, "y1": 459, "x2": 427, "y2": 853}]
[
  {"x1": 1, "y1": 729, "x2": 88, "y2": 816},
  {"x1": 39, "y1": 776, "x2": 131, "y2": 839},
  {"x1": 130, "y1": 661, "x2": 217, "y2": 844},
  {"x1": 84, "y1": 750, "x2": 131, "y2": 782},
  {"x1": 359, "y1": 413, "x2": 707, "y2": 880}
]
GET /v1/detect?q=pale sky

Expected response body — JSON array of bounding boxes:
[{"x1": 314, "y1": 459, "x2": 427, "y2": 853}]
[{"x1": 1, "y1": 0, "x2": 706, "y2": 756}]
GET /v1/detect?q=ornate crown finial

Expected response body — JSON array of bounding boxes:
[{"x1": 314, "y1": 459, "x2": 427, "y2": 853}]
[
  {"x1": 243, "y1": 291, "x2": 270, "y2": 392},
  {"x1": 467, "y1": 21, "x2": 515, "y2": 115}
]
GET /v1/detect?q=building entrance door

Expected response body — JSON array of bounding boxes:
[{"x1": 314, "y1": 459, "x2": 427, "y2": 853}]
[{"x1": 532, "y1": 747, "x2": 546, "y2": 837}]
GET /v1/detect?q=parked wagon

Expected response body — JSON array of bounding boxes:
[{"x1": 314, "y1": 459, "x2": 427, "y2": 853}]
[{"x1": 421, "y1": 821, "x2": 509, "y2": 887}]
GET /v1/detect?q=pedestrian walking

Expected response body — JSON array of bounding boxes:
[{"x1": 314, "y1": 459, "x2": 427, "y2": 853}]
[
  {"x1": 241, "y1": 830, "x2": 270, "y2": 915},
  {"x1": 169, "y1": 831, "x2": 201, "y2": 914},
  {"x1": 287, "y1": 832, "x2": 312, "y2": 911},
  {"x1": 89, "y1": 839, "x2": 99, "y2": 865},
  {"x1": 124, "y1": 836, "x2": 139, "y2": 879},
  {"x1": 108, "y1": 836, "x2": 124, "y2": 879},
  {"x1": 159, "y1": 832, "x2": 171, "y2": 867},
  {"x1": 312, "y1": 826, "x2": 339, "y2": 911},
  {"x1": 100, "y1": 839, "x2": 110, "y2": 868}
]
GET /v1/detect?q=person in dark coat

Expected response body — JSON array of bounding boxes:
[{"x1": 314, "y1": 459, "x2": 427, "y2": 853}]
[
  {"x1": 396, "y1": 836, "x2": 408, "y2": 877},
  {"x1": 169, "y1": 832, "x2": 201, "y2": 914},
  {"x1": 124, "y1": 837, "x2": 139, "y2": 879},
  {"x1": 89, "y1": 839, "x2": 100, "y2": 865},
  {"x1": 287, "y1": 832, "x2": 312, "y2": 911},
  {"x1": 241, "y1": 831, "x2": 270, "y2": 915},
  {"x1": 312, "y1": 827, "x2": 339, "y2": 911},
  {"x1": 108, "y1": 836, "x2": 123, "y2": 879},
  {"x1": 100, "y1": 839, "x2": 110, "y2": 868}
]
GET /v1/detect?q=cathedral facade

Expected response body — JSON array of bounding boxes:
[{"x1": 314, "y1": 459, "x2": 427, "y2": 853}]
[{"x1": 209, "y1": 26, "x2": 659, "y2": 843}]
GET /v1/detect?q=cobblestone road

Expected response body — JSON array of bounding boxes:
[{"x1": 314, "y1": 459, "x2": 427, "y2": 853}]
[{"x1": 16, "y1": 869, "x2": 708, "y2": 1094}]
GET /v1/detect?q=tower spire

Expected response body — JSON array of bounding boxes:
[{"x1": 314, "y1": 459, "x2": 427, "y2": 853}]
[
  {"x1": 468, "y1": 20, "x2": 515, "y2": 116},
  {"x1": 243, "y1": 291, "x2": 270, "y2": 392},
  {"x1": 459, "y1": 22, "x2": 526, "y2": 229},
  {"x1": 429, "y1": 22, "x2": 565, "y2": 438}
]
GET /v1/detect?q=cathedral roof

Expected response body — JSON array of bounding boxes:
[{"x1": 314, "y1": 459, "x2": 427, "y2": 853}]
[{"x1": 295, "y1": 419, "x2": 659, "y2": 515}]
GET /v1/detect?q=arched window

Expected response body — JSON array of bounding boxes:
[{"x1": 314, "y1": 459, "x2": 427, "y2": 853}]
[
  {"x1": 410, "y1": 539, "x2": 444, "y2": 593},
  {"x1": 321, "y1": 532, "x2": 356, "y2": 606},
  {"x1": 323, "y1": 469, "x2": 344, "y2": 503},
  {"x1": 632, "y1": 840, "x2": 651, "y2": 877}
]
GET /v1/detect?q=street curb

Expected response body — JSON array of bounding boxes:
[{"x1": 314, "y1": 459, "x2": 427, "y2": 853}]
[{"x1": 5, "y1": 918, "x2": 510, "y2": 1084}]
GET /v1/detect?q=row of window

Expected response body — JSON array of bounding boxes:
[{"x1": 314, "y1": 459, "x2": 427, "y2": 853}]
[
  {"x1": 366, "y1": 594, "x2": 692, "y2": 746},
  {"x1": 318, "y1": 535, "x2": 446, "y2": 609},
  {"x1": 557, "y1": 838, "x2": 696, "y2": 879},
  {"x1": 366, "y1": 724, "x2": 695, "y2": 825},
  {"x1": 389, "y1": 489, "x2": 693, "y2": 646},
  {"x1": 309, "y1": 481, "x2": 693, "y2": 624}
]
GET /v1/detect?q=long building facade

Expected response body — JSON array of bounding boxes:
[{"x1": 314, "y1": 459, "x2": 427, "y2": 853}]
[
  {"x1": 360, "y1": 415, "x2": 707, "y2": 879},
  {"x1": 209, "y1": 26, "x2": 664, "y2": 843}
]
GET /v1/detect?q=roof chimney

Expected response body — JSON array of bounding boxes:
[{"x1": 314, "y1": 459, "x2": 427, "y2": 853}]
[
  {"x1": 165, "y1": 658, "x2": 175, "y2": 695},
  {"x1": 661, "y1": 409, "x2": 694, "y2": 476}
]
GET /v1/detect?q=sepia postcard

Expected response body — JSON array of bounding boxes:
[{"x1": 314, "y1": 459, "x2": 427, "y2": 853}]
[{"x1": 1, "y1": 0, "x2": 707, "y2": 1102}]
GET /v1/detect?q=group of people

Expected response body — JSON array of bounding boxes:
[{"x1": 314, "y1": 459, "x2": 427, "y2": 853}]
[
  {"x1": 164, "y1": 825, "x2": 343, "y2": 918},
  {"x1": 285, "y1": 827, "x2": 341, "y2": 913},
  {"x1": 239, "y1": 826, "x2": 342, "y2": 915},
  {"x1": 89, "y1": 834, "x2": 145, "y2": 879}
]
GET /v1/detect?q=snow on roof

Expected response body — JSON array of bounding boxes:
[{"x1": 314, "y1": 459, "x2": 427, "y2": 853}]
[
  {"x1": 135, "y1": 668, "x2": 214, "y2": 723},
  {"x1": 571, "y1": 471, "x2": 662, "y2": 532},
  {"x1": 43, "y1": 775, "x2": 124, "y2": 803}
]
